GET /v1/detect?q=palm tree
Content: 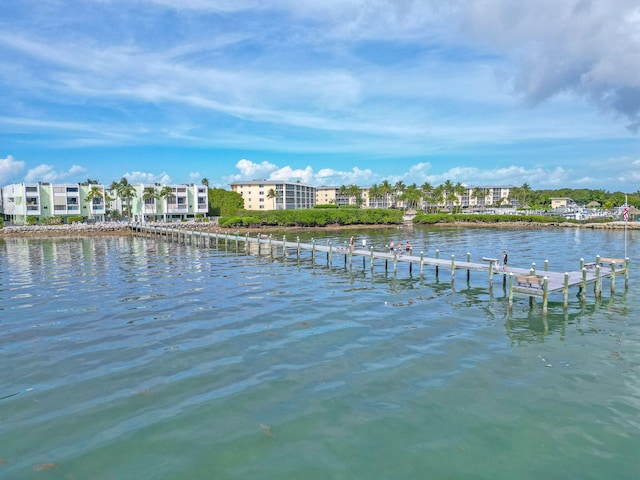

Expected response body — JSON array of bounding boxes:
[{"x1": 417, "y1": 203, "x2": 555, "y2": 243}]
[
  {"x1": 201, "y1": 178, "x2": 209, "y2": 187},
  {"x1": 157, "y1": 186, "x2": 175, "y2": 222},
  {"x1": 368, "y1": 184, "x2": 383, "y2": 208},
  {"x1": 419, "y1": 182, "x2": 434, "y2": 212},
  {"x1": 520, "y1": 183, "x2": 532, "y2": 208},
  {"x1": 347, "y1": 184, "x2": 362, "y2": 206},
  {"x1": 393, "y1": 180, "x2": 406, "y2": 208},
  {"x1": 441, "y1": 180, "x2": 456, "y2": 212},
  {"x1": 119, "y1": 180, "x2": 136, "y2": 220},
  {"x1": 85, "y1": 185, "x2": 105, "y2": 221},
  {"x1": 400, "y1": 183, "x2": 421, "y2": 211},
  {"x1": 142, "y1": 186, "x2": 157, "y2": 221},
  {"x1": 431, "y1": 185, "x2": 444, "y2": 212},
  {"x1": 266, "y1": 188, "x2": 281, "y2": 210},
  {"x1": 471, "y1": 187, "x2": 485, "y2": 211},
  {"x1": 380, "y1": 180, "x2": 394, "y2": 208}
]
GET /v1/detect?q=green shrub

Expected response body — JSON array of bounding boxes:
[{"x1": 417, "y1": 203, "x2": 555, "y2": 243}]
[
  {"x1": 42, "y1": 217, "x2": 63, "y2": 225},
  {"x1": 67, "y1": 215, "x2": 84, "y2": 224},
  {"x1": 313, "y1": 204, "x2": 339, "y2": 209},
  {"x1": 26, "y1": 216, "x2": 39, "y2": 225}
]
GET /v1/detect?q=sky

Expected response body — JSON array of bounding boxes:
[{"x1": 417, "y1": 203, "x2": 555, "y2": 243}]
[{"x1": 1, "y1": 0, "x2": 639, "y2": 192}]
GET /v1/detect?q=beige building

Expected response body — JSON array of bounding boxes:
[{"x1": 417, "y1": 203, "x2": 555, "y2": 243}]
[
  {"x1": 550, "y1": 197, "x2": 576, "y2": 209},
  {"x1": 230, "y1": 180, "x2": 316, "y2": 210}
]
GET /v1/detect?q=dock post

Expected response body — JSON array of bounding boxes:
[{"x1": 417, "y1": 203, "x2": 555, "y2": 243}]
[
  {"x1": 542, "y1": 276, "x2": 549, "y2": 315},
  {"x1": 420, "y1": 252, "x2": 424, "y2": 274},
  {"x1": 625, "y1": 257, "x2": 630, "y2": 290},
  {"x1": 296, "y1": 236, "x2": 300, "y2": 260},
  {"x1": 245, "y1": 233, "x2": 249, "y2": 253},
  {"x1": 508, "y1": 273, "x2": 514, "y2": 311},
  {"x1": 268, "y1": 235, "x2": 273, "y2": 259},
  {"x1": 257, "y1": 234, "x2": 261, "y2": 256},
  {"x1": 544, "y1": 259, "x2": 549, "y2": 272},
  {"x1": 311, "y1": 238, "x2": 315, "y2": 265},
  {"x1": 563, "y1": 272, "x2": 569, "y2": 308},
  {"x1": 596, "y1": 255, "x2": 601, "y2": 267},
  {"x1": 610, "y1": 260, "x2": 616, "y2": 294},
  {"x1": 282, "y1": 235, "x2": 286, "y2": 259},
  {"x1": 435, "y1": 249, "x2": 439, "y2": 277},
  {"x1": 224, "y1": 233, "x2": 228, "y2": 248},
  {"x1": 489, "y1": 259, "x2": 494, "y2": 287},
  {"x1": 579, "y1": 258, "x2": 584, "y2": 270},
  {"x1": 328, "y1": 241, "x2": 332, "y2": 266},
  {"x1": 595, "y1": 265, "x2": 602, "y2": 297},
  {"x1": 393, "y1": 249, "x2": 398, "y2": 273},
  {"x1": 581, "y1": 268, "x2": 587, "y2": 303},
  {"x1": 466, "y1": 252, "x2": 470, "y2": 281},
  {"x1": 531, "y1": 262, "x2": 536, "y2": 275},
  {"x1": 370, "y1": 246, "x2": 374, "y2": 272},
  {"x1": 450, "y1": 255, "x2": 455, "y2": 281}
]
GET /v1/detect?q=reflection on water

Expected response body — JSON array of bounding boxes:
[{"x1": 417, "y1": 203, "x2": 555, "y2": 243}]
[{"x1": 1, "y1": 227, "x2": 639, "y2": 479}]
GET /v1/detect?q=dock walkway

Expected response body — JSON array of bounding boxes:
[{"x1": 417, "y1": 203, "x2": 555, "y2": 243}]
[{"x1": 131, "y1": 225, "x2": 630, "y2": 315}]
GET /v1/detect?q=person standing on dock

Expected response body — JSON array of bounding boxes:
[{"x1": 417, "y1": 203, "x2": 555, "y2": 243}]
[{"x1": 502, "y1": 251, "x2": 508, "y2": 272}]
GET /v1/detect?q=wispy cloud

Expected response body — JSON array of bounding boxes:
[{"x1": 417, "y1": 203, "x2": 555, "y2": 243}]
[{"x1": 24, "y1": 164, "x2": 86, "y2": 183}]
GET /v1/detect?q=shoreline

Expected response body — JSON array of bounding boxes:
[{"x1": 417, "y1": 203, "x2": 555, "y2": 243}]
[{"x1": 1, "y1": 220, "x2": 638, "y2": 238}]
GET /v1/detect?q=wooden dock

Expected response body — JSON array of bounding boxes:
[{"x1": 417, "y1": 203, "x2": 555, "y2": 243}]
[{"x1": 131, "y1": 225, "x2": 630, "y2": 315}]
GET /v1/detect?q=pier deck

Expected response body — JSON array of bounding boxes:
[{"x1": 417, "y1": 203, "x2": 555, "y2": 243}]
[{"x1": 132, "y1": 225, "x2": 629, "y2": 315}]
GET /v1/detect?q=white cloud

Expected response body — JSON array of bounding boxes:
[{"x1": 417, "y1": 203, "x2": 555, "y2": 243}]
[
  {"x1": 24, "y1": 164, "x2": 87, "y2": 183},
  {"x1": 124, "y1": 171, "x2": 172, "y2": 184},
  {"x1": 233, "y1": 159, "x2": 279, "y2": 180},
  {"x1": 0, "y1": 155, "x2": 26, "y2": 184}
]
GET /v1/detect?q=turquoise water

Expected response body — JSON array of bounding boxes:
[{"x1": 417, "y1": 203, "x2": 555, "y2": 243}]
[{"x1": 1, "y1": 227, "x2": 639, "y2": 479}]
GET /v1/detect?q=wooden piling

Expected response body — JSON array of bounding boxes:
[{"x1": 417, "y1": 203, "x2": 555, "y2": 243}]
[
  {"x1": 508, "y1": 273, "x2": 514, "y2": 311},
  {"x1": 610, "y1": 260, "x2": 615, "y2": 294}
]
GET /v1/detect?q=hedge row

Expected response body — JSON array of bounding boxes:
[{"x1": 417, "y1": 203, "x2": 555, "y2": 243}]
[{"x1": 219, "y1": 208, "x2": 403, "y2": 228}]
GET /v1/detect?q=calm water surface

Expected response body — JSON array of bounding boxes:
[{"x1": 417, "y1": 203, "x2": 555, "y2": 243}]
[{"x1": 1, "y1": 226, "x2": 639, "y2": 479}]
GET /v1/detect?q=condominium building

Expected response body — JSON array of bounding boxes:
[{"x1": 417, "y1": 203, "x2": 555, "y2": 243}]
[
  {"x1": 457, "y1": 186, "x2": 514, "y2": 209},
  {"x1": 228, "y1": 180, "x2": 516, "y2": 212},
  {"x1": 230, "y1": 180, "x2": 316, "y2": 210},
  {"x1": 0, "y1": 182, "x2": 208, "y2": 225}
]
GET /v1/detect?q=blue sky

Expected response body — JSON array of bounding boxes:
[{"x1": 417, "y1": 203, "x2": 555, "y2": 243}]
[{"x1": 1, "y1": 0, "x2": 639, "y2": 191}]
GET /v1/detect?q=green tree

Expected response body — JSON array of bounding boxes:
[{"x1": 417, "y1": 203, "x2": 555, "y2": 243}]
[
  {"x1": 85, "y1": 185, "x2": 106, "y2": 220},
  {"x1": 142, "y1": 186, "x2": 157, "y2": 220},
  {"x1": 266, "y1": 188, "x2": 281, "y2": 210},
  {"x1": 157, "y1": 186, "x2": 175, "y2": 222},
  {"x1": 209, "y1": 188, "x2": 244, "y2": 216},
  {"x1": 368, "y1": 183, "x2": 383, "y2": 208},
  {"x1": 380, "y1": 180, "x2": 394, "y2": 208}
]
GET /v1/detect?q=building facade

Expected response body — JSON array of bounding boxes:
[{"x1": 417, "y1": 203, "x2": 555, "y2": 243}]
[
  {"x1": 230, "y1": 180, "x2": 316, "y2": 210},
  {"x1": 229, "y1": 180, "x2": 517, "y2": 212},
  {"x1": 0, "y1": 182, "x2": 208, "y2": 225}
]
